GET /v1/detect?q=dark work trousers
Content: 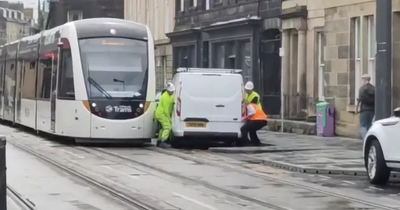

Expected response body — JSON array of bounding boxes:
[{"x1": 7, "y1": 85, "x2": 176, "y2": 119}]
[
  {"x1": 240, "y1": 120, "x2": 267, "y2": 145},
  {"x1": 359, "y1": 110, "x2": 374, "y2": 139}
]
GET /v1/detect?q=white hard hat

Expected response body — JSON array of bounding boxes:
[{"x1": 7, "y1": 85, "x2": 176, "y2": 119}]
[
  {"x1": 166, "y1": 82, "x2": 175, "y2": 92},
  {"x1": 244, "y1": 81, "x2": 254, "y2": 90}
]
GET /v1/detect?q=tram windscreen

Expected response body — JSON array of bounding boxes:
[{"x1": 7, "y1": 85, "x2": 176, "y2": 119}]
[{"x1": 79, "y1": 37, "x2": 148, "y2": 99}]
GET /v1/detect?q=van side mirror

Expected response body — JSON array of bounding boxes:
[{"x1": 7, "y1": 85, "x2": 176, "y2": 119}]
[{"x1": 394, "y1": 107, "x2": 400, "y2": 117}]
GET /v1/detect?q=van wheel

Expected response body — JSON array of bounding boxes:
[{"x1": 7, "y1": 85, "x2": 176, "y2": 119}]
[
  {"x1": 366, "y1": 140, "x2": 391, "y2": 185},
  {"x1": 223, "y1": 140, "x2": 235, "y2": 147},
  {"x1": 170, "y1": 134, "x2": 183, "y2": 149}
]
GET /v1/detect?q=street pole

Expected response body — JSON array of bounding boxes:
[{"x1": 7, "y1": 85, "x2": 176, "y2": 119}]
[
  {"x1": 375, "y1": 0, "x2": 392, "y2": 120},
  {"x1": 0, "y1": 136, "x2": 6, "y2": 210}
]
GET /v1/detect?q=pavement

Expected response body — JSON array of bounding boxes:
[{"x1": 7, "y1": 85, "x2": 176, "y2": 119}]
[{"x1": 208, "y1": 130, "x2": 372, "y2": 176}]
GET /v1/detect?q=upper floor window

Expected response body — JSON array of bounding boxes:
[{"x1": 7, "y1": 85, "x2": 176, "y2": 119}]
[
  {"x1": 67, "y1": 10, "x2": 83, "y2": 22},
  {"x1": 176, "y1": 0, "x2": 184, "y2": 12},
  {"x1": 190, "y1": 0, "x2": 197, "y2": 7}
]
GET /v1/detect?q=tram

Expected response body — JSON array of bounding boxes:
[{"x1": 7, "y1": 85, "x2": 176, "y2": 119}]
[{"x1": 0, "y1": 18, "x2": 156, "y2": 143}]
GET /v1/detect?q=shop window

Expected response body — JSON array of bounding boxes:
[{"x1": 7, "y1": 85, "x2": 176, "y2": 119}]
[
  {"x1": 239, "y1": 41, "x2": 251, "y2": 81},
  {"x1": 213, "y1": 43, "x2": 224, "y2": 68},
  {"x1": 202, "y1": 41, "x2": 209, "y2": 67},
  {"x1": 67, "y1": 10, "x2": 82, "y2": 22},
  {"x1": 225, "y1": 42, "x2": 236, "y2": 68},
  {"x1": 175, "y1": 45, "x2": 196, "y2": 68}
]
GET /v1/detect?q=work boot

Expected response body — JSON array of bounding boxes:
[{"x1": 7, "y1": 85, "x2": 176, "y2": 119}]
[
  {"x1": 250, "y1": 141, "x2": 262, "y2": 146},
  {"x1": 156, "y1": 140, "x2": 171, "y2": 148}
]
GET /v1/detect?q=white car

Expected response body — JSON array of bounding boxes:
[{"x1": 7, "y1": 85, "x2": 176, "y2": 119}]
[{"x1": 363, "y1": 107, "x2": 400, "y2": 184}]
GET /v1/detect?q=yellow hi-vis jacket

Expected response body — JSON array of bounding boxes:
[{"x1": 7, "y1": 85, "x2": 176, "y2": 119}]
[
  {"x1": 155, "y1": 91, "x2": 174, "y2": 119},
  {"x1": 245, "y1": 91, "x2": 262, "y2": 109}
]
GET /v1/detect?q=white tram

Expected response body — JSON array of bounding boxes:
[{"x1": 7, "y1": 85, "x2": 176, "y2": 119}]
[{"x1": 0, "y1": 18, "x2": 156, "y2": 143}]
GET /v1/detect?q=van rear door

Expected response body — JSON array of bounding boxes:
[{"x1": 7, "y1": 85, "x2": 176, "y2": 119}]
[
  {"x1": 208, "y1": 74, "x2": 243, "y2": 122},
  {"x1": 179, "y1": 74, "x2": 213, "y2": 130}
]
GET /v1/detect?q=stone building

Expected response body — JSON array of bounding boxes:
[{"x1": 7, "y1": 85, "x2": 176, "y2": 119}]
[
  {"x1": 124, "y1": 0, "x2": 175, "y2": 91},
  {"x1": 46, "y1": 0, "x2": 124, "y2": 29},
  {"x1": 167, "y1": 0, "x2": 282, "y2": 115},
  {"x1": 281, "y1": 0, "x2": 400, "y2": 137}
]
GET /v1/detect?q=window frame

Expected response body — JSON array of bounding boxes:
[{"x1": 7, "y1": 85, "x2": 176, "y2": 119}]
[
  {"x1": 165, "y1": 0, "x2": 170, "y2": 35},
  {"x1": 154, "y1": 0, "x2": 158, "y2": 40},
  {"x1": 317, "y1": 32, "x2": 325, "y2": 101},
  {"x1": 67, "y1": 10, "x2": 83, "y2": 22},
  {"x1": 367, "y1": 15, "x2": 376, "y2": 85},
  {"x1": 180, "y1": 0, "x2": 184, "y2": 12},
  {"x1": 354, "y1": 17, "x2": 361, "y2": 105}
]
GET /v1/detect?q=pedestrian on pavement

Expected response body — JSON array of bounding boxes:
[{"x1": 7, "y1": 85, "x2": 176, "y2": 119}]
[
  {"x1": 244, "y1": 81, "x2": 262, "y2": 109},
  {"x1": 240, "y1": 97, "x2": 268, "y2": 146},
  {"x1": 155, "y1": 82, "x2": 175, "y2": 148},
  {"x1": 356, "y1": 74, "x2": 375, "y2": 140}
]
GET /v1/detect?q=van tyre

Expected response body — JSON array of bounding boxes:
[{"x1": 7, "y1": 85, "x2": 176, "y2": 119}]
[
  {"x1": 170, "y1": 133, "x2": 183, "y2": 149},
  {"x1": 366, "y1": 140, "x2": 391, "y2": 185}
]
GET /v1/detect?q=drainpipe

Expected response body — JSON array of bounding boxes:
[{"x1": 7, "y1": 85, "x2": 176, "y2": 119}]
[{"x1": 257, "y1": 0, "x2": 261, "y2": 18}]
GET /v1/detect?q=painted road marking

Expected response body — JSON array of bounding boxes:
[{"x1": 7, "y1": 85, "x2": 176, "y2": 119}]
[
  {"x1": 60, "y1": 149, "x2": 85, "y2": 159},
  {"x1": 172, "y1": 192, "x2": 219, "y2": 210},
  {"x1": 342, "y1": 180, "x2": 356, "y2": 185},
  {"x1": 101, "y1": 165, "x2": 139, "y2": 180},
  {"x1": 367, "y1": 186, "x2": 384, "y2": 191},
  {"x1": 317, "y1": 175, "x2": 331, "y2": 179}
]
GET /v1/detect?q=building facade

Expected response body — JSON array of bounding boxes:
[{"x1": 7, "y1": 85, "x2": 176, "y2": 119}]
[
  {"x1": 281, "y1": 0, "x2": 400, "y2": 137},
  {"x1": 167, "y1": 0, "x2": 282, "y2": 115},
  {"x1": 46, "y1": 0, "x2": 124, "y2": 29},
  {"x1": 0, "y1": 7, "x2": 30, "y2": 43},
  {"x1": 125, "y1": 0, "x2": 175, "y2": 91}
]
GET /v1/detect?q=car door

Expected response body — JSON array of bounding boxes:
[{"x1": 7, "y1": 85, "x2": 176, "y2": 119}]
[{"x1": 381, "y1": 118, "x2": 400, "y2": 162}]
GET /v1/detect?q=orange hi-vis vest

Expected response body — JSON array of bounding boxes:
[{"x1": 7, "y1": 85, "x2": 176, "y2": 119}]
[{"x1": 249, "y1": 103, "x2": 268, "y2": 121}]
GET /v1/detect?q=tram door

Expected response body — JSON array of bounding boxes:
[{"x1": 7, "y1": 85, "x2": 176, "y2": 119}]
[{"x1": 50, "y1": 51, "x2": 58, "y2": 132}]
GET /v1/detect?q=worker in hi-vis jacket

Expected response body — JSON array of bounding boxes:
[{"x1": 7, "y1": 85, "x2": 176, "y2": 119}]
[{"x1": 155, "y1": 82, "x2": 175, "y2": 148}]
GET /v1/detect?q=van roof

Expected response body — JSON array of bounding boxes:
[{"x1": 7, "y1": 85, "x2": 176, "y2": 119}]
[
  {"x1": 177, "y1": 72, "x2": 242, "y2": 76},
  {"x1": 176, "y1": 67, "x2": 242, "y2": 74}
]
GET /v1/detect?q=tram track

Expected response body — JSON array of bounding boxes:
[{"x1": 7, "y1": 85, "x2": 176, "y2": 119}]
[
  {"x1": 75, "y1": 146, "x2": 400, "y2": 210},
  {"x1": 6, "y1": 127, "x2": 400, "y2": 209},
  {"x1": 76, "y1": 147, "x2": 291, "y2": 210},
  {"x1": 144, "y1": 147, "x2": 400, "y2": 210},
  {"x1": 7, "y1": 185, "x2": 36, "y2": 210},
  {"x1": 8, "y1": 140, "x2": 161, "y2": 210}
]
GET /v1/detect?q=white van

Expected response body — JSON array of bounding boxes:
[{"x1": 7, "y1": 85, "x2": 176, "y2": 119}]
[{"x1": 171, "y1": 68, "x2": 245, "y2": 145}]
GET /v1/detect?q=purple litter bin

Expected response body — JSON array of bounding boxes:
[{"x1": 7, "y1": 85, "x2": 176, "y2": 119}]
[{"x1": 316, "y1": 102, "x2": 335, "y2": 137}]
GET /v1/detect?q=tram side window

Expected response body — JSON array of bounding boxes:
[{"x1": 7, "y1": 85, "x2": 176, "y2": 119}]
[
  {"x1": 40, "y1": 67, "x2": 52, "y2": 99},
  {"x1": 0, "y1": 64, "x2": 4, "y2": 95},
  {"x1": 58, "y1": 49, "x2": 75, "y2": 99}
]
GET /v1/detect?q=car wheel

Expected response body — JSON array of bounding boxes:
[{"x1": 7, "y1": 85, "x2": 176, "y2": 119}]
[{"x1": 367, "y1": 140, "x2": 391, "y2": 185}]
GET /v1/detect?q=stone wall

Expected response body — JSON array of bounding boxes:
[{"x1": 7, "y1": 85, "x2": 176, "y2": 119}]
[
  {"x1": 155, "y1": 39, "x2": 173, "y2": 91},
  {"x1": 282, "y1": 0, "x2": 400, "y2": 138}
]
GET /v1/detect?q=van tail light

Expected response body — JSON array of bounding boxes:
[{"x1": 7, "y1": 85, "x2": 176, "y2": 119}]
[
  {"x1": 176, "y1": 97, "x2": 181, "y2": 117},
  {"x1": 241, "y1": 100, "x2": 245, "y2": 117}
]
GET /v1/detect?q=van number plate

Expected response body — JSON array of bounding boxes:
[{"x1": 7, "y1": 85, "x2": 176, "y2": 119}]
[{"x1": 186, "y1": 122, "x2": 206, "y2": 128}]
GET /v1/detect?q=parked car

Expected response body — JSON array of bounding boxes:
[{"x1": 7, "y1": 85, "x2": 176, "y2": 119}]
[{"x1": 363, "y1": 107, "x2": 400, "y2": 184}]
